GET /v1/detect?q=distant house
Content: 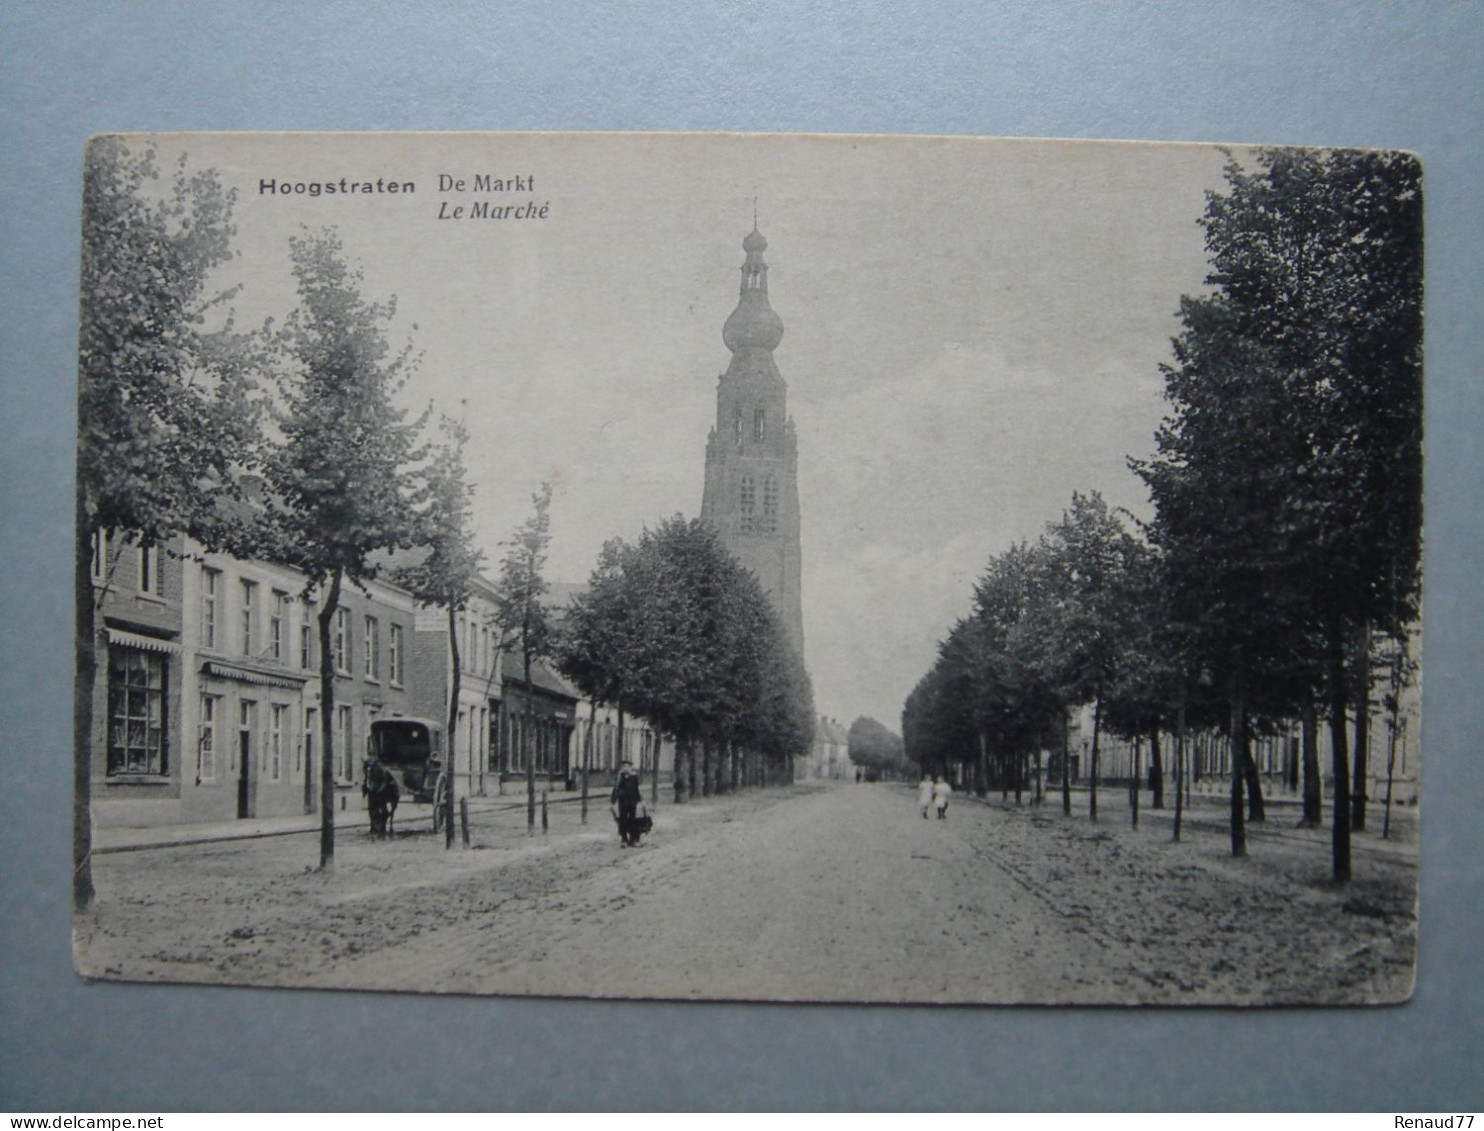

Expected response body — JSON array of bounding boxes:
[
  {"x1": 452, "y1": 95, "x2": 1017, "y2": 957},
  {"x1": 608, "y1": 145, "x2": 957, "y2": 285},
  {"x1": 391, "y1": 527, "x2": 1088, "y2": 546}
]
[
  {"x1": 801, "y1": 715, "x2": 852, "y2": 781},
  {"x1": 493, "y1": 651, "x2": 580, "y2": 787}
]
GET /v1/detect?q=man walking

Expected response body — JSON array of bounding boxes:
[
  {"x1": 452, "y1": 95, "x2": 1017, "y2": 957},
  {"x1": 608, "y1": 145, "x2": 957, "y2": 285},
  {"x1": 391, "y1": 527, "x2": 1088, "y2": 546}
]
[{"x1": 611, "y1": 759, "x2": 642, "y2": 847}]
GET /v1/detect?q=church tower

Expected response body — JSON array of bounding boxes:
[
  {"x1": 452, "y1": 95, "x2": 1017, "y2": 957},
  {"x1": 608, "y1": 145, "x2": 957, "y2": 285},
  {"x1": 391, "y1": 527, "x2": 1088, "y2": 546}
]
[{"x1": 701, "y1": 224, "x2": 805, "y2": 659}]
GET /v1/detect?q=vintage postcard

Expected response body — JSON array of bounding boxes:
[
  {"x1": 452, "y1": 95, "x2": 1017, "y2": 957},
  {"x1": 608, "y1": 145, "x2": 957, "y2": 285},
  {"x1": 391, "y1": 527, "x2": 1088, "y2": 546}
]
[{"x1": 72, "y1": 132, "x2": 1421, "y2": 1004}]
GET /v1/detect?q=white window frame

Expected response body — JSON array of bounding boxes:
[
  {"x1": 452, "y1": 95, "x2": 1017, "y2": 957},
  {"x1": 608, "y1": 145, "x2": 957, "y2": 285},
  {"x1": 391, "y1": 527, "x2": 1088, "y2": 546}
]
[
  {"x1": 334, "y1": 608, "x2": 350, "y2": 675},
  {"x1": 269, "y1": 704, "x2": 285, "y2": 782},
  {"x1": 240, "y1": 579, "x2": 257, "y2": 657},
  {"x1": 337, "y1": 705, "x2": 354, "y2": 781},
  {"x1": 389, "y1": 623, "x2": 404, "y2": 686},
  {"x1": 270, "y1": 591, "x2": 288, "y2": 661},
  {"x1": 201, "y1": 567, "x2": 220, "y2": 649},
  {"x1": 301, "y1": 707, "x2": 316, "y2": 784},
  {"x1": 364, "y1": 615, "x2": 380, "y2": 681},
  {"x1": 107, "y1": 647, "x2": 168, "y2": 775},
  {"x1": 198, "y1": 695, "x2": 218, "y2": 783}
]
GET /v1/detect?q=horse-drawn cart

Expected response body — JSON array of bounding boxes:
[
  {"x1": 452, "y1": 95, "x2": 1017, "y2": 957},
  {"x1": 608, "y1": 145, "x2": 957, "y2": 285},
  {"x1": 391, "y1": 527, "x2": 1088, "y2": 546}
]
[{"x1": 364, "y1": 716, "x2": 448, "y2": 834}]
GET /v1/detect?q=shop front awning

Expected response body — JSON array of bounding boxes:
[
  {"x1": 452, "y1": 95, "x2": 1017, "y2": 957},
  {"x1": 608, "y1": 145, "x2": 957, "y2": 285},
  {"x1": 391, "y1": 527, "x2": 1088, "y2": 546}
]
[
  {"x1": 106, "y1": 627, "x2": 179, "y2": 655},
  {"x1": 200, "y1": 661, "x2": 308, "y2": 689}
]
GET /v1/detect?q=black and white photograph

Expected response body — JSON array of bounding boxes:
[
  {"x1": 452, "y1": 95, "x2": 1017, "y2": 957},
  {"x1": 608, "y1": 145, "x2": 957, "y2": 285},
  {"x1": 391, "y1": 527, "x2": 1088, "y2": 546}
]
[{"x1": 72, "y1": 131, "x2": 1422, "y2": 1007}]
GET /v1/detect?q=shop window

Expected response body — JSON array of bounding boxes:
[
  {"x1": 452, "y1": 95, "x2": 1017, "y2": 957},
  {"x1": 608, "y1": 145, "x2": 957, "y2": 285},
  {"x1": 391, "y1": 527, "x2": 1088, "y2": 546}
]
[{"x1": 108, "y1": 648, "x2": 167, "y2": 775}]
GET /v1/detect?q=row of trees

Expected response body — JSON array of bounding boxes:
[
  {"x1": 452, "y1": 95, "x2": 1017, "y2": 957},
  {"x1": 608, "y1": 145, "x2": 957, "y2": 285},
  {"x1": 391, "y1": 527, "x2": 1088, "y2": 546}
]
[
  {"x1": 903, "y1": 493, "x2": 1147, "y2": 817},
  {"x1": 846, "y1": 716, "x2": 911, "y2": 780},
  {"x1": 558, "y1": 518, "x2": 815, "y2": 804},
  {"x1": 902, "y1": 147, "x2": 1422, "y2": 884}
]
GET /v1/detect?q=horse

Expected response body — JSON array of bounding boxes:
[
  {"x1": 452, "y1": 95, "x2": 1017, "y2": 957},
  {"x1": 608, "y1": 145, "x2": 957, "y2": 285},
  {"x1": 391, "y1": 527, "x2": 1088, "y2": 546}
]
[{"x1": 362, "y1": 758, "x2": 400, "y2": 839}]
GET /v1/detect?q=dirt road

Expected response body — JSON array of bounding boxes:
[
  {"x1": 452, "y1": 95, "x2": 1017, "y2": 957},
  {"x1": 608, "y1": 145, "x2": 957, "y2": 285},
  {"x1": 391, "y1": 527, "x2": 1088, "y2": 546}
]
[{"x1": 76, "y1": 782, "x2": 1416, "y2": 1004}]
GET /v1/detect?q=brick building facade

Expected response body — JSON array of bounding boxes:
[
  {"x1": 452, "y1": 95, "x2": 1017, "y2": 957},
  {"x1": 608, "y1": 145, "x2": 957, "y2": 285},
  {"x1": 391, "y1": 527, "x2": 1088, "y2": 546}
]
[{"x1": 89, "y1": 532, "x2": 417, "y2": 828}]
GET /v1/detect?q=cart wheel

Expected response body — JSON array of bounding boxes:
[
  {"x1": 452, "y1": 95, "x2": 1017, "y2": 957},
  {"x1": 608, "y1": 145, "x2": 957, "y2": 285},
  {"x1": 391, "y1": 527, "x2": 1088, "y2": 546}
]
[{"x1": 432, "y1": 778, "x2": 448, "y2": 833}]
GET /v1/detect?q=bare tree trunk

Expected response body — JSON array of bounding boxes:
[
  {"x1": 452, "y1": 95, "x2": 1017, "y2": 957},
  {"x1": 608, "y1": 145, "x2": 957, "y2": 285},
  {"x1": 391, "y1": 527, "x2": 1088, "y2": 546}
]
[
  {"x1": 317, "y1": 567, "x2": 344, "y2": 872},
  {"x1": 615, "y1": 704, "x2": 626, "y2": 807},
  {"x1": 1173, "y1": 695, "x2": 1186, "y2": 843},
  {"x1": 687, "y1": 738, "x2": 697, "y2": 801},
  {"x1": 581, "y1": 700, "x2": 594, "y2": 824},
  {"x1": 1149, "y1": 720, "x2": 1165, "y2": 809},
  {"x1": 523, "y1": 648, "x2": 536, "y2": 835},
  {"x1": 1300, "y1": 699, "x2": 1322, "y2": 827},
  {"x1": 1061, "y1": 709, "x2": 1072, "y2": 817},
  {"x1": 1229, "y1": 648, "x2": 1247, "y2": 858},
  {"x1": 1382, "y1": 710, "x2": 1400, "y2": 842},
  {"x1": 1130, "y1": 736, "x2": 1140, "y2": 829},
  {"x1": 1089, "y1": 693, "x2": 1102, "y2": 823},
  {"x1": 1382, "y1": 639, "x2": 1406, "y2": 841},
  {"x1": 73, "y1": 508, "x2": 98, "y2": 911},
  {"x1": 1242, "y1": 742, "x2": 1266, "y2": 823},
  {"x1": 444, "y1": 601, "x2": 460, "y2": 848},
  {"x1": 1351, "y1": 634, "x2": 1371, "y2": 832},
  {"x1": 1328, "y1": 620, "x2": 1353, "y2": 883}
]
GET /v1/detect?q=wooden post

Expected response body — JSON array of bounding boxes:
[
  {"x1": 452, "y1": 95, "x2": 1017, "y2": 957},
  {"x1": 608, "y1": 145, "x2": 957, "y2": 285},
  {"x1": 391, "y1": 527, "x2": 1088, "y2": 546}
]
[
  {"x1": 460, "y1": 796, "x2": 470, "y2": 847},
  {"x1": 1130, "y1": 736, "x2": 1140, "y2": 829},
  {"x1": 541, "y1": 789, "x2": 549, "y2": 834},
  {"x1": 1173, "y1": 693, "x2": 1185, "y2": 843}
]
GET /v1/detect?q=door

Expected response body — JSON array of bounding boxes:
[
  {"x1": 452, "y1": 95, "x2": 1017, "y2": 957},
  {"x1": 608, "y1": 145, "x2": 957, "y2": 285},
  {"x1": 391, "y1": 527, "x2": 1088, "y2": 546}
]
[{"x1": 237, "y1": 700, "x2": 256, "y2": 818}]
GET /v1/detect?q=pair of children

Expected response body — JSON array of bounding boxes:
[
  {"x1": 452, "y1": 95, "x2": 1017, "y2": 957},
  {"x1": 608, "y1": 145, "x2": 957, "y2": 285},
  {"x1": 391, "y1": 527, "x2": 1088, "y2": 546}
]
[{"x1": 917, "y1": 775, "x2": 952, "y2": 819}]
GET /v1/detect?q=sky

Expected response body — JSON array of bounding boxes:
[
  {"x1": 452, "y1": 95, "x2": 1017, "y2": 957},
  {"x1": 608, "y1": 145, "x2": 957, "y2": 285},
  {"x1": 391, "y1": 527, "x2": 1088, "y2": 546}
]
[{"x1": 135, "y1": 132, "x2": 1231, "y2": 732}]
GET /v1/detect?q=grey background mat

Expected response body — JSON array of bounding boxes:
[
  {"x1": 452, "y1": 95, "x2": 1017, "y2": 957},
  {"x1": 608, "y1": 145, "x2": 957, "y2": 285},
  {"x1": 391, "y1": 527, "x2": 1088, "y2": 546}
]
[{"x1": 1, "y1": 0, "x2": 1480, "y2": 1111}]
